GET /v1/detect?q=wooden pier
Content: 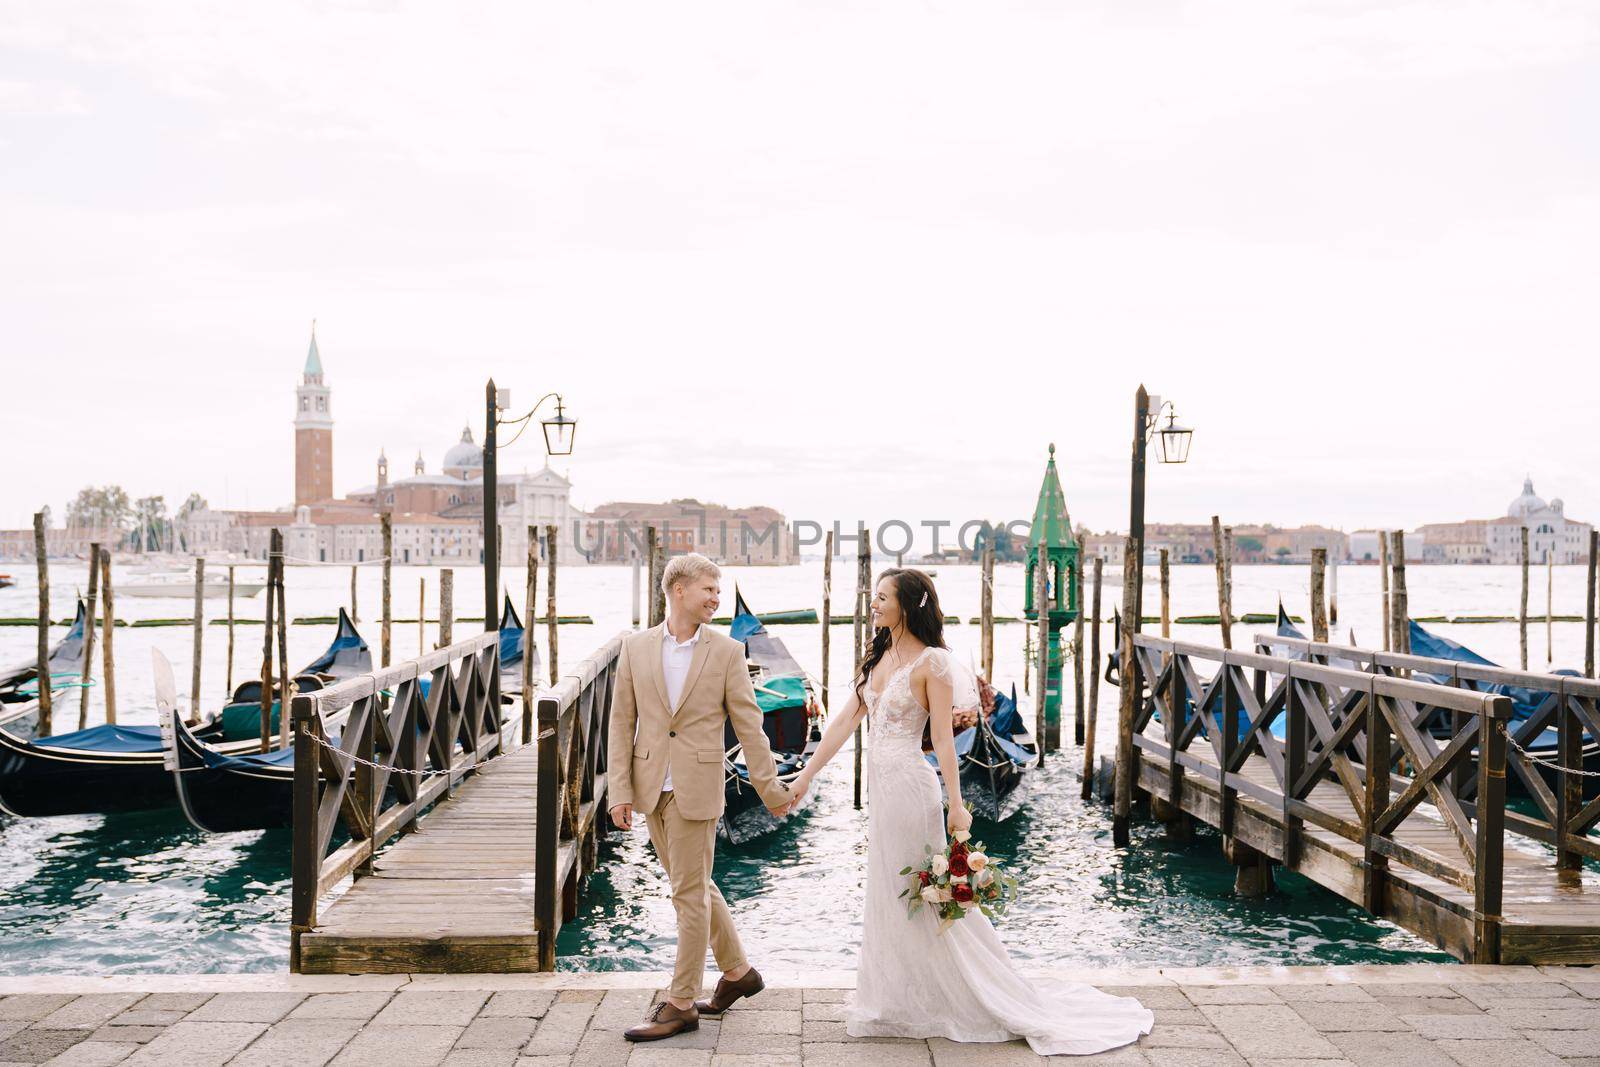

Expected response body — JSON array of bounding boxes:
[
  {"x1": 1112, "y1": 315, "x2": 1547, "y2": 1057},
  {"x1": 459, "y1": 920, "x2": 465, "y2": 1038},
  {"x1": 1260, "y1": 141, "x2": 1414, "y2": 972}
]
[
  {"x1": 1114, "y1": 632, "x2": 1600, "y2": 964},
  {"x1": 288, "y1": 631, "x2": 621, "y2": 974}
]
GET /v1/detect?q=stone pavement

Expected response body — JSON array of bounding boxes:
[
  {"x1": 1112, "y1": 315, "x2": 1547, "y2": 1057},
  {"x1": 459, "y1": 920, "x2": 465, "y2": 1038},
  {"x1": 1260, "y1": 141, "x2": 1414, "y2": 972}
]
[{"x1": 1, "y1": 965, "x2": 1598, "y2": 1066}]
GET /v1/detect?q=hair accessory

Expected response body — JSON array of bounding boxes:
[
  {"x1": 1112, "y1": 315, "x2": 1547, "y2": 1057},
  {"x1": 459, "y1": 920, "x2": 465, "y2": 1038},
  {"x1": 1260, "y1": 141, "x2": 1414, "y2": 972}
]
[{"x1": 918, "y1": 591, "x2": 928, "y2": 608}]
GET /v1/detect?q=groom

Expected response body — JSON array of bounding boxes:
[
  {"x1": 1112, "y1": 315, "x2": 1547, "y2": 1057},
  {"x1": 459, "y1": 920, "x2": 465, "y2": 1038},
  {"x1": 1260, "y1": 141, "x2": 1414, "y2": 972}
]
[{"x1": 607, "y1": 553, "x2": 802, "y2": 1041}]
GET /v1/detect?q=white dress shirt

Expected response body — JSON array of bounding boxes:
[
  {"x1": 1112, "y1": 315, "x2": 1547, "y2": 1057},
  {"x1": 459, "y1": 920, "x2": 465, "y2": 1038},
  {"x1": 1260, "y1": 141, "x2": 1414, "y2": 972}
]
[{"x1": 658, "y1": 623, "x2": 703, "y2": 792}]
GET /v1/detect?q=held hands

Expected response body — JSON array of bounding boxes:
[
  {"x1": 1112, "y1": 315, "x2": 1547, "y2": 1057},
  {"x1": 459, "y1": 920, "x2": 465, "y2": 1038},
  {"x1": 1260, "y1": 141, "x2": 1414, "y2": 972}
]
[
  {"x1": 767, "y1": 774, "x2": 811, "y2": 818},
  {"x1": 609, "y1": 803, "x2": 633, "y2": 831}
]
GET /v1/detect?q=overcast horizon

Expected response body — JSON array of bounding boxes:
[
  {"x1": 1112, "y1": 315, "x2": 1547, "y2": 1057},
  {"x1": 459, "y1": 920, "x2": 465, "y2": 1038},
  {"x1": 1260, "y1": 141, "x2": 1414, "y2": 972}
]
[{"x1": 3, "y1": 1, "x2": 1597, "y2": 550}]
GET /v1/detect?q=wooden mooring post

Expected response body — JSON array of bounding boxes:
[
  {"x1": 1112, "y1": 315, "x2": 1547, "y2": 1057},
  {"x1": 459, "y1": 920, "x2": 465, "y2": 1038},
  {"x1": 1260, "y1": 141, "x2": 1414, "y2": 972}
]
[
  {"x1": 275, "y1": 540, "x2": 291, "y2": 750},
  {"x1": 33, "y1": 512, "x2": 51, "y2": 735},
  {"x1": 99, "y1": 550, "x2": 116, "y2": 724},
  {"x1": 1391, "y1": 531, "x2": 1410, "y2": 658},
  {"x1": 1159, "y1": 548, "x2": 1170, "y2": 638},
  {"x1": 980, "y1": 539, "x2": 995, "y2": 682},
  {"x1": 439, "y1": 569, "x2": 454, "y2": 649},
  {"x1": 631, "y1": 555, "x2": 641, "y2": 627},
  {"x1": 545, "y1": 524, "x2": 558, "y2": 684},
  {"x1": 79, "y1": 543, "x2": 100, "y2": 730},
  {"x1": 1587, "y1": 529, "x2": 1598, "y2": 679},
  {"x1": 1072, "y1": 558, "x2": 1085, "y2": 745},
  {"x1": 1520, "y1": 527, "x2": 1530, "y2": 670},
  {"x1": 260, "y1": 530, "x2": 280, "y2": 753},
  {"x1": 189, "y1": 556, "x2": 205, "y2": 724},
  {"x1": 225, "y1": 564, "x2": 236, "y2": 697},
  {"x1": 647, "y1": 526, "x2": 665, "y2": 628},
  {"x1": 1310, "y1": 547, "x2": 1328, "y2": 643},
  {"x1": 1112, "y1": 539, "x2": 1138, "y2": 846},
  {"x1": 1211, "y1": 516, "x2": 1232, "y2": 649},
  {"x1": 821, "y1": 531, "x2": 833, "y2": 713},
  {"x1": 853, "y1": 526, "x2": 871, "y2": 809},
  {"x1": 1033, "y1": 556, "x2": 1048, "y2": 764},
  {"x1": 381, "y1": 514, "x2": 392, "y2": 669},
  {"x1": 524, "y1": 527, "x2": 539, "y2": 744},
  {"x1": 350, "y1": 564, "x2": 359, "y2": 624},
  {"x1": 1547, "y1": 550, "x2": 1555, "y2": 666},
  {"x1": 1081, "y1": 557, "x2": 1103, "y2": 802},
  {"x1": 1329, "y1": 553, "x2": 1339, "y2": 624},
  {"x1": 1380, "y1": 531, "x2": 1392, "y2": 652},
  {"x1": 418, "y1": 578, "x2": 426, "y2": 656}
]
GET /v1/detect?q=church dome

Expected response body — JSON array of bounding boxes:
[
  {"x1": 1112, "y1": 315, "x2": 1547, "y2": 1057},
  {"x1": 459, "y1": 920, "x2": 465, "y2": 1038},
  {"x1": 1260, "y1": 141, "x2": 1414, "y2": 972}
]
[
  {"x1": 1508, "y1": 477, "x2": 1547, "y2": 519},
  {"x1": 444, "y1": 425, "x2": 483, "y2": 473}
]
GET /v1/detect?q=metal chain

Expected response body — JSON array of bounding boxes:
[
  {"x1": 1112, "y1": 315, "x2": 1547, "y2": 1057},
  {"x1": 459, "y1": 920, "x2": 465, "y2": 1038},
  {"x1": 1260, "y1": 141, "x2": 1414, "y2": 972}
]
[
  {"x1": 1504, "y1": 732, "x2": 1600, "y2": 778},
  {"x1": 298, "y1": 726, "x2": 529, "y2": 778}
]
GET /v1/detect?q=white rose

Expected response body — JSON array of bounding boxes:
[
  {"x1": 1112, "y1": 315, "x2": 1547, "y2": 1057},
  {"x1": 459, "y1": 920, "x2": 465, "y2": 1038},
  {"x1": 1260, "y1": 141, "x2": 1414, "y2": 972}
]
[
  {"x1": 967, "y1": 851, "x2": 988, "y2": 872},
  {"x1": 952, "y1": 829, "x2": 972, "y2": 843},
  {"x1": 959, "y1": 898, "x2": 977, "y2": 910},
  {"x1": 947, "y1": 875, "x2": 967, "y2": 886},
  {"x1": 920, "y1": 885, "x2": 942, "y2": 903},
  {"x1": 930, "y1": 855, "x2": 948, "y2": 877},
  {"x1": 935, "y1": 888, "x2": 954, "y2": 903}
]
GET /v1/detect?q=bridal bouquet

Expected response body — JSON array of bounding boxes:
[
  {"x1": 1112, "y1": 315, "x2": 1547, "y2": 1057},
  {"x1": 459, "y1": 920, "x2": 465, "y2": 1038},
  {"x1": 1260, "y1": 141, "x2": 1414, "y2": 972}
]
[{"x1": 898, "y1": 829, "x2": 1019, "y2": 933}]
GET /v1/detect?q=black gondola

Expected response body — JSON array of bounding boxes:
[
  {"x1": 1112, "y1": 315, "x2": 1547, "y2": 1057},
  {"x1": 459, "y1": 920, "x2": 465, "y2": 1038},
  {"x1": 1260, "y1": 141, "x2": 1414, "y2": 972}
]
[
  {"x1": 0, "y1": 608, "x2": 370, "y2": 819},
  {"x1": 166, "y1": 600, "x2": 529, "y2": 833},
  {"x1": 0, "y1": 600, "x2": 90, "y2": 741},
  {"x1": 926, "y1": 682, "x2": 1037, "y2": 822},
  {"x1": 718, "y1": 590, "x2": 824, "y2": 844}
]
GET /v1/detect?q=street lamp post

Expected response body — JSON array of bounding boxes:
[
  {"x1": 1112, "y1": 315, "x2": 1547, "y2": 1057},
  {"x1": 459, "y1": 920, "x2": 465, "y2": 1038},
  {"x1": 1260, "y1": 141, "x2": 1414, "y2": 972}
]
[
  {"x1": 1114, "y1": 383, "x2": 1193, "y2": 847},
  {"x1": 482, "y1": 382, "x2": 578, "y2": 635}
]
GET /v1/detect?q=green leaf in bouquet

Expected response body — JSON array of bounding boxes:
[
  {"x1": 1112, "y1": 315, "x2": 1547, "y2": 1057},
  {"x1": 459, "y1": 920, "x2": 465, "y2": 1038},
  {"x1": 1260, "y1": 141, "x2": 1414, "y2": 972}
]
[{"x1": 898, "y1": 866, "x2": 913, "y2": 875}]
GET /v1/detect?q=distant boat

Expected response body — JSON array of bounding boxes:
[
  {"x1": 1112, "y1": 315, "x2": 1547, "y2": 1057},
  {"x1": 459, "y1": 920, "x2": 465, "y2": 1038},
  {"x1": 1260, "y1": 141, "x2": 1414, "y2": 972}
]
[
  {"x1": 0, "y1": 600, "x2": 90, "y2": 740},
  {"x1": 718, "y1": 589, "x2": 824, "y2": 845},
  {"x1": 121, "y1": 575, "x2": 266, "y2": 599},
  {"x1": 166, "y1": 600, "x2": 528, "y2": 834},
  {"x1": 0, "y1": 575, "x2": 14, "y2": 590},
  {"x1": 0, "y1": 609, "x2": 370, "y2": 819},
  {"x1": 927, "y1": 681, "x2": 1038, "y2": 822}
]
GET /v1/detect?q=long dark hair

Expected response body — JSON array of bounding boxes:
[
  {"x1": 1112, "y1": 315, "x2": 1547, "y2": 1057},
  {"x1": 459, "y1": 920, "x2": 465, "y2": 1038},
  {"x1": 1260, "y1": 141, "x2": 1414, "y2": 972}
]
[{"x1": 853, "y1": 568, "x2": 947, "y2": 708}]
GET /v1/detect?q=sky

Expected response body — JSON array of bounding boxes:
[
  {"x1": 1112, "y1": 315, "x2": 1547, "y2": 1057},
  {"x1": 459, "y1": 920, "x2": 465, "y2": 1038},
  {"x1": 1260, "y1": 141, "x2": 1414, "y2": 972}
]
[{"x1": 2, "y1": 0, "x2": 1597, "y2": 550}]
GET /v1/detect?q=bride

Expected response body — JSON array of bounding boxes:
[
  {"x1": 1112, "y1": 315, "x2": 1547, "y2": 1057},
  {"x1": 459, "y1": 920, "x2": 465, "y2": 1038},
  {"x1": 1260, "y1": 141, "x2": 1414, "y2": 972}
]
[{"x1": 789, "y1": 568, "x2": 1154, "y2": 1056}]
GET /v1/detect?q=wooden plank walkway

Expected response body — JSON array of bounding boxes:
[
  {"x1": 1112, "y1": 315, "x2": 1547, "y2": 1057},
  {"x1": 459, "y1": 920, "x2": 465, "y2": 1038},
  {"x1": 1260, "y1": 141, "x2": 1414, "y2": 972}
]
[
  {"x1": 1136, "y1": 737, "x2": 1600, "y2": 963},
  {"x1": 297, "y1": 746, "x2": 546, "y2": 973}
]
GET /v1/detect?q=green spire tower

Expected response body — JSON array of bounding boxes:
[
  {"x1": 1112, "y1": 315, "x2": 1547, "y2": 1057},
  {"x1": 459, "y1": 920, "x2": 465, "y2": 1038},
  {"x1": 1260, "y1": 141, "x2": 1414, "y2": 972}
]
[{"x1": 1023, "y1": 443, "x2": 1080, "y2": 749}]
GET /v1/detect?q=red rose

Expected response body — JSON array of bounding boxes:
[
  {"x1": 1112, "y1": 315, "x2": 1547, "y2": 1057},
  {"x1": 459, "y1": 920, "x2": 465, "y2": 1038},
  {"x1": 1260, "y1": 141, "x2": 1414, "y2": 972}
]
[
  {"x1": 947, "y1": 852, "x2": 970, "y2": 877},
  {"x1": 918, "y1": 871, "x2": 932, "y2": 887},
  {"x1": 951, "y1": 882, "x2": 974, "y2": 903}
]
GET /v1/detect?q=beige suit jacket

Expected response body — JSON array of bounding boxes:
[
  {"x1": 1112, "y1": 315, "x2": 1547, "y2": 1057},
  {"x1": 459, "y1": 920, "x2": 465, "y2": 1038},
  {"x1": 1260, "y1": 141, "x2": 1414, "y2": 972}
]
[{"x1": 607, "y1": 621, "x2": 791, "y2": 822}]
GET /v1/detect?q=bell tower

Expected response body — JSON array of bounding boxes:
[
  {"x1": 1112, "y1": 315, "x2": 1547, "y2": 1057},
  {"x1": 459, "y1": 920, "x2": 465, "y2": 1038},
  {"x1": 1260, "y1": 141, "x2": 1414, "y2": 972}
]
[{"x1": 294, "y1": 322, "x2": 334, "y2": 506}]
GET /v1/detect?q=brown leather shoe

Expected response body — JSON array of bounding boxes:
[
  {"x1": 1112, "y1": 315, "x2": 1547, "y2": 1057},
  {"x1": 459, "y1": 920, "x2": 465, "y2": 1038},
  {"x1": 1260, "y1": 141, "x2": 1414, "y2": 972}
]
[
  {"x1": 624, "y1": 1000, "x2": 699, "y2": 1042},
  {"x1": 694, "y1": 965, "x2": 765, "y2": 1015}
]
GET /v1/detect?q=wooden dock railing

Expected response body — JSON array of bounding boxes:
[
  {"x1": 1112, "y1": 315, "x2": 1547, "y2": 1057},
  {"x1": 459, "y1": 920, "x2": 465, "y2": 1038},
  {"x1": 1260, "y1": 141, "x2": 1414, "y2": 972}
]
[
  {"x1": 1122, "y1": 634, "x2": 1513, "y2": 961},
  {"x1": 534, "y1": 633, "x2": 620, "y2": 968},
  {"x1": 289, "y1": 631, "x2": 504, "y2": 971},
  {"x1": 1256, "y1": 633, "x2": 1600, "y2": 873}
]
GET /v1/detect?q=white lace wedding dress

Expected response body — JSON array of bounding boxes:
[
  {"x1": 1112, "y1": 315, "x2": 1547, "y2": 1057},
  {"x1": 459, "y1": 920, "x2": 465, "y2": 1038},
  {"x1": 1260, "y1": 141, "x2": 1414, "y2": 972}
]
[{"x1": 843, "y1": 646, "x2": 1154, "y2": 1056}]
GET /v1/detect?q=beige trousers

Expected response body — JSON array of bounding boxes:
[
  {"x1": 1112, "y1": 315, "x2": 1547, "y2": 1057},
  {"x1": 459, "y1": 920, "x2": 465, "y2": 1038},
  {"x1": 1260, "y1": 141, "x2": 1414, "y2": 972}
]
[{"x1": 645, "y1": 790, "x2": 747, "y2": 1000}]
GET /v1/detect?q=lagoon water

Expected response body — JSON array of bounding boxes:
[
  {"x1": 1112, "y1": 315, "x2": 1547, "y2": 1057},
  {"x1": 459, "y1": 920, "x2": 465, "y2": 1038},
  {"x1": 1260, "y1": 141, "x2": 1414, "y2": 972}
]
[{"x1": 1, "y1": 558, "x2": 1593, "y2": 974}]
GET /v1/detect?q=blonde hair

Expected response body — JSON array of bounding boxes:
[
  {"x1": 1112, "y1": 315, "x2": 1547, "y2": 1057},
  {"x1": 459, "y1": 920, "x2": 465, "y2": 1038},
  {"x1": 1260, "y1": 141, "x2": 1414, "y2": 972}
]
[{"x1": 661, "y1": 552, "x2": 720, "y2": 597}]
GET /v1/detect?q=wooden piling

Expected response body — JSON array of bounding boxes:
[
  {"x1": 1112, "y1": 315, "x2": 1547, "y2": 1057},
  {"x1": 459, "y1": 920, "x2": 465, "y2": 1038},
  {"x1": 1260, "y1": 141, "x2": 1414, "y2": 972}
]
[
  {"x1": 631, "y1": 555, "x2": 641, "y2": 627},
  {"x1": 1310, "y1": 547, "x2": 1328, "y2": 643},
  {"x1": 1159, "y1": 548, "x2": 1170, "y2": 638},
  {"x1": 853, "y1": 526, "x2": 871, "y2": 810},
  {"x1": 1519, "y1": 527, "x2": 1530, "y2": 670},
  {"x1": 647, "y1": 526, "x2": 665, "y2": 628},
  {"x1": 99, "y1": 550, "x2": 116, "y2": 724},
  {"x1": 545, "y1": 524, "x2": 558, "y2": 684},
  {"x1": 1082, "y1": 556, "x2": 1103, "y2": 802},
  {"x1": 1112, "y1": 539, "x2": 1139, "y2": 846},
  {"x1": 1329, "y1": 554, "x2": 1339, "y2": 624},
  {"x1": 350, "y1": 564, "x2": 358, "y2": 624},
  {"x1": 1391, "y1": 531, "x2": 1410, "y2": 657},
  {"x1": 1033, "y1": 553, "x2": 1048, "y2": 765},
  {"x1": 1547, "y1": 550, "x2": 1555, "y2": 666},
  {"x1": 225, "y1": 564, "x2": 236, "y2": 697},
  {"x1": 260, "y1": 530, "x2": 279, "y2": 753},
  {"x1": 525, "y1": 529, "x2": 538, "y2": 742},
  {"x1": 276, "y1": 545, "x2": 290, "y2": 750},
  {"x1": 1072, "y1": 559, "x2": 1085, "y2": 746},
  {"x1": 980, "y1": 539, "x2": 995, "y2": 681},
  {"x1": 381, "y1": 514, "x2": 392, "y2": 669},
  {"x1": 1587, "y1": 529, "x2": 1598, "y2": 679},
  {"x1": 33, "y1": 512, "x2": 50, "y2": 735},
  {"x1": 79, "y1": 544, "x2": 100, "y2": 730},
  {"x1": 190, "y1": 556, "x2": 206, "y2": 724},
  {"x1": 821, "y1": 531, "x2": 833, "y2": 713},
  {"x1": 1211, "y1": 516, "x2": 1231, "y2": 649},
  {"x1": 418, "y1": 577, "x2": 426, "y2": 656},
  {"x1": 1381, "y1": 531, "x2": 1392, "y2": 652},
  {"x1": 439, "y1": 568, "x2": 454, "y2": 648}
]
